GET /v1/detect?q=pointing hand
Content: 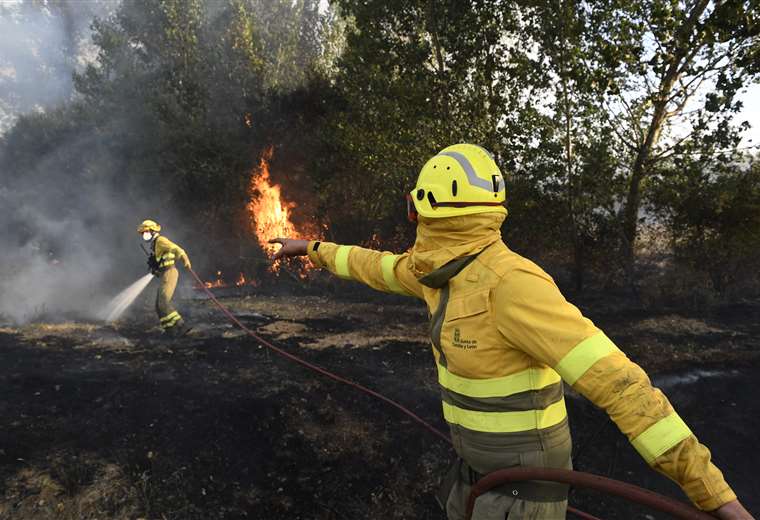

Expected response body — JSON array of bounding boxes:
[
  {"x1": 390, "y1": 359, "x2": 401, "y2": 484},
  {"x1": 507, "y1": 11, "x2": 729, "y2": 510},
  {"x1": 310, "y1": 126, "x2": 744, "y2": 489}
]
[{"x1": 269, "y1": 238, "x2": 309, "y2": 260}]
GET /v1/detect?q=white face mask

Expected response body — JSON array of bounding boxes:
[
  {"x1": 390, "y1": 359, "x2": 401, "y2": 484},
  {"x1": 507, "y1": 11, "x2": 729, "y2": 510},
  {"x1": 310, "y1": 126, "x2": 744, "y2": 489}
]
[{"x1": 142, "y1": 232, "x2": 153, "y2": 241}]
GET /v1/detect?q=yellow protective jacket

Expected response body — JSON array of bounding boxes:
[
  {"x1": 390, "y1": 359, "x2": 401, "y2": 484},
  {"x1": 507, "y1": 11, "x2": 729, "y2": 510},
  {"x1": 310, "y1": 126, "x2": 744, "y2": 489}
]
[
  {"x1": 306, "y1": 212, "x2": 736, "y2": 511},
  {"x1": 152, "y1": 235, "x2": 190, "y2": 270}
]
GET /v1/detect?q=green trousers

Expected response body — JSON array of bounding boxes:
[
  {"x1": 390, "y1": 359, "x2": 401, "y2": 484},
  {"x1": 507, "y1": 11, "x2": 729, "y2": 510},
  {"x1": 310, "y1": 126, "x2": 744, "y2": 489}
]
[
  {"x1": 445, "y1": 479, "x2": 568, "y2": 520},
  {"x1": 441, "y1": 434, "x2": 571, "y2": 520},
  {"x1": 155, "y1": 267, "x2": 183, "y2": 332}
]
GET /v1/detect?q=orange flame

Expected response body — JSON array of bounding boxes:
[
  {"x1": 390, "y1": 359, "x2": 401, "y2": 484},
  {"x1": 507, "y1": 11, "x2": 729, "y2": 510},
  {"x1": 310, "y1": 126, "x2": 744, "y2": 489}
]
[
  {"x1": 195, "y1": 271, "x2": 259, "y2": 290},
  {"x1": 204, "y1": 271, "x2": 225, "y2": 288},
  {"x1": 246, "y1": 147, "x2": 320, "y2": 273},
  {"x1": 235, "y1": 272, "x2": 259, "y2": 287}
]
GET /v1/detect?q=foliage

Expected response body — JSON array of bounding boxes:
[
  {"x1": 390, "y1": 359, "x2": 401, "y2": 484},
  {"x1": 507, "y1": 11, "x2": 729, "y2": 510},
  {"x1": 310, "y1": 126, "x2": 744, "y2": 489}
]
[
  {"x1": 1, "y1": 0, "x2": 758, "y2": 298},
  {"x1": 1, "y1": 0, "x2": 336, "y2": 275},
  {"x1": 652, "y1": 153, "x2": 760, "y2": 294}
]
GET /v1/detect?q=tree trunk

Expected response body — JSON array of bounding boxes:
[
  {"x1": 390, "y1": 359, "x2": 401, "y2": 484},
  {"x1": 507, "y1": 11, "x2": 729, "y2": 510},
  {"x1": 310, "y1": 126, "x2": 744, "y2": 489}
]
[
  {"x1": 621, "y1": 0, "x2": 710, "y2": 265},
  {"x1": 622, "y1": 98, "x2": 668, "y2": 256}
]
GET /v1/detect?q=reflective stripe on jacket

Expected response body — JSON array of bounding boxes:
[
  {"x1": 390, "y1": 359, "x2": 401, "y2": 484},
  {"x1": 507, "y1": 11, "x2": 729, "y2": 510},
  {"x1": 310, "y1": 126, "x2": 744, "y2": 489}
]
[
  {"x1": 152, "y1": 235, "x2": 188, "y2": 270},
  {"x1": 306, "y1": 233, "x2": 736, "y2": 511}
]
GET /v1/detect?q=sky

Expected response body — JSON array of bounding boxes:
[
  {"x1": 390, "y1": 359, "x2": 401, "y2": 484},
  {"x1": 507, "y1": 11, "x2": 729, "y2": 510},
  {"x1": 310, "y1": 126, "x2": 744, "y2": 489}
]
[{"x1": 737, "y1": 83, "x2": 760, "y2": 146}]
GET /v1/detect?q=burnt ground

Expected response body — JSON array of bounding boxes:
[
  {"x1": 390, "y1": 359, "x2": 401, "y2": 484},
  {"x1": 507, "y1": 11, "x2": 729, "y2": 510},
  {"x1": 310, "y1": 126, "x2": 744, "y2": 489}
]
[{"x1": 1, "y1": 285, "x2": 759, "y2": 520}]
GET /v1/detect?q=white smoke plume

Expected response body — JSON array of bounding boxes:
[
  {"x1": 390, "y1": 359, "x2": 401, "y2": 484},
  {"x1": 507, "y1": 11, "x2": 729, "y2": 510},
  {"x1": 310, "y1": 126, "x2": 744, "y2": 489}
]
[
  {"x1": 0, "y1": 1, "x2": 114, "y2": 134},
  {"x1": 0, "y1": 2, "x2": 202, "y2": 324}
]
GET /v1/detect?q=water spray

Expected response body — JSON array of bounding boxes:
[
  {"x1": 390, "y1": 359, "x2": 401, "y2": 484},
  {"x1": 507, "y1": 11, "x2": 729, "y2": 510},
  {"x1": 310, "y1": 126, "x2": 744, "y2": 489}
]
[{"x1": 100, "y1": 273, "x2": 154, "y2": 322}]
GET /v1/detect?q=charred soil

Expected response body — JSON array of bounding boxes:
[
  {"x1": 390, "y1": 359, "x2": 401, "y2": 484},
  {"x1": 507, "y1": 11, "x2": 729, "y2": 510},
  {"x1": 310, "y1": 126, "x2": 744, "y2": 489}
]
[{"x1": 1, "y1": 290, "x2": 759, "y2": 520}]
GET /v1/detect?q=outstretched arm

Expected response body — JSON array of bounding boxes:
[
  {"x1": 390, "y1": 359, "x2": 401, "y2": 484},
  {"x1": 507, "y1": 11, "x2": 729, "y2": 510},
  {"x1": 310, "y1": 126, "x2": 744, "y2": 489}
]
[
  {"x1": 491, "y1": 268, "x2": 751, "y2": 517},
  {"x1": 269, "y1": 238, "x2": 423, "y2": 299}
]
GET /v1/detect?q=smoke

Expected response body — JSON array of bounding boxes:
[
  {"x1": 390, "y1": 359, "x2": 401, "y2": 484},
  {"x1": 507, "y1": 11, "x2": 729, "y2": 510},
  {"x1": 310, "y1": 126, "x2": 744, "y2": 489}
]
[
  {"x1": 0, "y1": 1, "x2": 114, "y2": 134},
  {"x1": 0, "y1": 2, "x2": 197, "y2": 324},
  {"x1": 0, "y1": 109, "x2": 202, "y2": 324},
  {"x1": 0, "y1": 0, "x2": 333, "y2": 323},
  {"x1": 0, "y1": 81, "x2": 187, "y2": 323},
  {"x1": 0, "y1": 124, "x2": 159, "y2": 323}
]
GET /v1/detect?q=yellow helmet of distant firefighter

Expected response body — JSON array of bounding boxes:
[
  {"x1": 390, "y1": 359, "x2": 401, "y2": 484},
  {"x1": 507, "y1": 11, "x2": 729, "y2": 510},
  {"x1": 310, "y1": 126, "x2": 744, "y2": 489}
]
[
  {"x1": 407, "y1": 143, "x2": 506, "y2": 220},
  {"x1": 137, "y1": 219, "x2": 161, "y2": 234}
]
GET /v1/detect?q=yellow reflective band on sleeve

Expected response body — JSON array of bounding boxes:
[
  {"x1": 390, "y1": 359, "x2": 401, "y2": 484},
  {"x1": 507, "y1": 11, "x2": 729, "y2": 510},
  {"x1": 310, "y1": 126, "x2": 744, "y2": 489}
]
[
  {"x1": 334, "y1": 246, "x2": 353, "y2": 280},
  {"x1": 437, "y1": 364, "x2": 561, "y2": 399},
  {"x1": 442, "y1": 398, "x2": 567, "y2": 433},
  {"x1": 381, "y1": 254, "x2": 409, "y2": 295},
  {"x1": 631, "y1": 412, "x2": 693, "y2": 464},
  {"x1": 554, "y1": 332, "x2": 620, "y2": 385}
]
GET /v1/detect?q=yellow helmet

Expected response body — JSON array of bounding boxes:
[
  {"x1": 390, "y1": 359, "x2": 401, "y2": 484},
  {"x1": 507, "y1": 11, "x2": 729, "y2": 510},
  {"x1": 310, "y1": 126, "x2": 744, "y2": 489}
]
[
  {"x1": 137, "y1": 219, "x2": 161, "y2": 233},
  {"x1": 409, "y1": 143, "x2": 506, "y2": 219}
]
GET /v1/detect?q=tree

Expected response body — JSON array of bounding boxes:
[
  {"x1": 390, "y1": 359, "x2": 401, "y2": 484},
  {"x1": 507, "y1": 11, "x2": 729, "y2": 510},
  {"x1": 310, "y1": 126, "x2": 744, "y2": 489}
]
[
  {"x1": 2, "y1": 0, "x2": 339, "y2": 280},
  {"x1": 315, "y1": 0, "x2": 545, "y2": 242},
  {"x1": 651, "y1": 152, "x2": 760, "y2": 294},
  {"x1": 598, "y1": 0, "x2": 760, "y2": 265}
]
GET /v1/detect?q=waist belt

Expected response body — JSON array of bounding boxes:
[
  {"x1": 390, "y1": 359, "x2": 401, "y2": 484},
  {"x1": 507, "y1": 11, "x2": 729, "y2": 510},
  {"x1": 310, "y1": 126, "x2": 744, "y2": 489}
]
[{"x1": 459, "y1": 459, "x2": 568, "y2": 503}]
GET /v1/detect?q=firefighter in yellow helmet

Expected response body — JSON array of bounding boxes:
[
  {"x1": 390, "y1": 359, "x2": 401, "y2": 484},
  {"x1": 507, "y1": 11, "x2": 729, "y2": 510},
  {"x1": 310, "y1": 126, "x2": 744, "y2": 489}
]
[
  {"x1": 137, "y1": 220, "x2": 193, "y2": 336},
  {"x1": 270, "y1": 144, "x2": 752, "y2": 520}
]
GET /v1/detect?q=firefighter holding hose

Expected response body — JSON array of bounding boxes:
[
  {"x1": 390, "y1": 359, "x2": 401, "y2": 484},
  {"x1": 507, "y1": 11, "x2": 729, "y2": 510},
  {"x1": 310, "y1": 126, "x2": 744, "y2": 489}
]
[
  {"x1": 137, "y1": 219, "x2": 192, "y2": 337},
  {"x1": 270, "y1": 144, "x2": 752, "y2": 519}
]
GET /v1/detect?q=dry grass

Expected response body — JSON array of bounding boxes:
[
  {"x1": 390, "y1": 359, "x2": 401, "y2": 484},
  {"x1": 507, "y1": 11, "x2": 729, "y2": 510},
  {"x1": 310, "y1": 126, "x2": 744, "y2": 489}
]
[
  {"x1": 0, "y1": 459, "x2": 138, "y2": 520},
  {"x1": 19, "y1": 322, "x2": 98, "y2": 340},
  {"x1": 633, "y1": 315, "x2": 730, "y2": 336}
]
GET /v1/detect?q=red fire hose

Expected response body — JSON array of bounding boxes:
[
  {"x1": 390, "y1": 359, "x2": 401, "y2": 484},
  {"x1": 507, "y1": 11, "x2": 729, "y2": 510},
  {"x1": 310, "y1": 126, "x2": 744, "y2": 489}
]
[
  {"x1": 188, "y1": 269, "x2": 450, "y2": 444},
  {"x1": 189, "y1": 269, "x2": 716, "y2": 520},
  {"x1": 464, "y1": 467, "x2": 715, "y2": 520}
]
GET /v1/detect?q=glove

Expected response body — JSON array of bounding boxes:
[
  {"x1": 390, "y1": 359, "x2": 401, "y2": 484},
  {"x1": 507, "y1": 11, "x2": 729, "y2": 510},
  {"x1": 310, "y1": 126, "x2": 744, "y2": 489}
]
[{"x1": 183, "y1": 256, "x2": 192, "y2": 270}]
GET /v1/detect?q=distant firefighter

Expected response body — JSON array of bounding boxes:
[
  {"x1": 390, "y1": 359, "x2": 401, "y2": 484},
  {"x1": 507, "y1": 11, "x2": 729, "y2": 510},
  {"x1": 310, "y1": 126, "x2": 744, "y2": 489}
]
[
  {"x1": 270, "y1": 144, "x2": 751, "y2": 520},
  {"x1": 137, "y1": 219, "x2": 192, "y2": 336}
]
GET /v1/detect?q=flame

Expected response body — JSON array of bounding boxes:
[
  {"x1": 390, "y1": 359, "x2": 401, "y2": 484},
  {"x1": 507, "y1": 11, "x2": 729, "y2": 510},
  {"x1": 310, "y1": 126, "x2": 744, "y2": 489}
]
[
  {"x1": 204, "y1": 271, "x2": 225, "y2": 288},
  {"x1": 246, "y1": 146, "x2": 320, "y2": 273},
  {"x1": 235, "y1": 272, "x2": 258, "y2": 287},
  {"x1": 195, "y1": 271, "x2": 259, "y2": 290}
]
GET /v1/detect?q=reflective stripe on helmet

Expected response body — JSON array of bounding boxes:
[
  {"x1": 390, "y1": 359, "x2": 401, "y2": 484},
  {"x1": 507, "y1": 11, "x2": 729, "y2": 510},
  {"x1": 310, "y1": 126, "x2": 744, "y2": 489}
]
[
  {"x1": 442, "y1": 398, "x2": 567, "y2": 433},
  {"x1": 437, "y1": 151, "x2": 504, "y2": 192},
  {"x1": 554, "y1": 332, "x2": 620, "y2": 385},
  {"x1": 631, "y1": 412, "x2": 692, "y2": 464},
  {"x1": 334, "y1": 246, "x2": 353, "y2": 280},
  {"x1": 410, "y1": 144, "x2": 507, "y2": 218}
]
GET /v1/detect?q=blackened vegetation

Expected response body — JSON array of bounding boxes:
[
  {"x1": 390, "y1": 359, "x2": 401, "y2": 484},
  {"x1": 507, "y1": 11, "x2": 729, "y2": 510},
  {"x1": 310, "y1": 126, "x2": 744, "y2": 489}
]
[{"x1": 1, "y1": 294, "x2": 759, "y2": 519}]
